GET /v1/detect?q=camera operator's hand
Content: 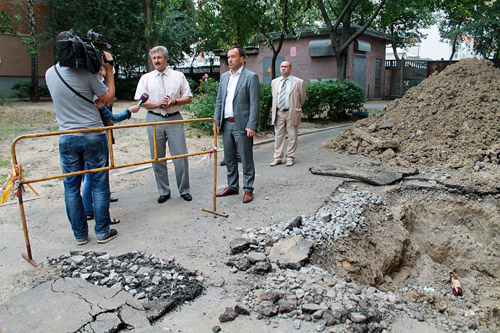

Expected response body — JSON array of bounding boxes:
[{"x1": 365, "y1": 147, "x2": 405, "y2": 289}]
[
  {"x1": 102, "y1": 51, "x2": 114, "y2": 70},
  {"x1": 94, "y1": 99, "x2": 107, "y2": 109}
]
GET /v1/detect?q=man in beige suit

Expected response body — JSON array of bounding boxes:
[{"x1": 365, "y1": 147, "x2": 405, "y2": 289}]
[{"x1": 270, "y1": 61, "x2": 306, "y2": 167}]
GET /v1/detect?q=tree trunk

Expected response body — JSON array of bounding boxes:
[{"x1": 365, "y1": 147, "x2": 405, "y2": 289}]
[
  {"x1": 391, "y1": 43, "x2": 400, "y2": 61},
  {"x1": 336, "y1": 50, "x2": 348, "y2": 79},
  {"x1": 449, "y1": 38, "x2": 457, "y2": 60},
  {"x1": 144, "y1": 0, "x2": 154, "y2": 71},
  {"x1": 28, "y1": 0, "x2": 39, "y2": 102}
]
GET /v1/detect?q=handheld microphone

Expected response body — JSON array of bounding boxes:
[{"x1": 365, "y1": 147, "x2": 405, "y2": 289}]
[{"x1": 138, "y1": 93, "x2": 149, "y2": 106}]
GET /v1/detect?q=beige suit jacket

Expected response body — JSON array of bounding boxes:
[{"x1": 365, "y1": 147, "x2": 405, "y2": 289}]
[{"x1": 271, "y1": 75, "x2": 306, "y2": 126}]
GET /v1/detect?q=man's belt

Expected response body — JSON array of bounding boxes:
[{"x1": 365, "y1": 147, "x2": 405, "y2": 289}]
[
  {"x1": 224, "y1": 117, "x2": 235, "y2": 122},
  {"x1": 148, "y1": 111, "x2": 180, "y2": 118}
]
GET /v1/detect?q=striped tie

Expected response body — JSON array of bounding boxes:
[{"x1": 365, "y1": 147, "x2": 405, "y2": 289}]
[{"x1": 278, "y1": 79, "x2": 287, "y2": 111}]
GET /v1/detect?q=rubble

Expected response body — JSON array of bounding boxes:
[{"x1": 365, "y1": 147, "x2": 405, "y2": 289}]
[{"x1": 46, "y1": 250, "x2": 203, "y2": 320}]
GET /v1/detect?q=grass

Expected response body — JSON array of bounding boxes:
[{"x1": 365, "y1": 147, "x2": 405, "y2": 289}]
[
  {"x1": 0, "y1": 109, "x2": 58, "y2": 143},
  {"x1": 0, "y1": 158, "x2": 10, "y2": 167}
]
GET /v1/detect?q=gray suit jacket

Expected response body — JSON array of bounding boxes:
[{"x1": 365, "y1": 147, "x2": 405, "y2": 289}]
[{"x1": 214, "y1": 67, "x2": 260, "y2": 132}]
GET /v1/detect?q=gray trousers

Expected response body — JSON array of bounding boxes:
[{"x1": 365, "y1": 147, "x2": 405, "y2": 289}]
[
  {"x1": 146, "y1": 112, "x2": 190, "y2": 196},
  {"x1": 221, "y1": 120, "x2": 255, "y2": 193}
]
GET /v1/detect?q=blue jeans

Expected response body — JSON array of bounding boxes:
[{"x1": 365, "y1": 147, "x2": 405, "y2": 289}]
[
  {"x1": 59, "y1": 135, "x2": 111, "y2": 241},
  {"x1": 82, "y1": 173, "x2": 93, "y2": 215}
]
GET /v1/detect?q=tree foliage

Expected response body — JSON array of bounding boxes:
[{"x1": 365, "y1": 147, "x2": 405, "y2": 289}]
[
  {"x1": 375, "y1": 0, "x2": 439, "y2": 60},
  {"x1": 46, "y1": 0, "x2": 145, "y2": 77},
  {"x1": 0, "y1": 11, "x2": 13, "y2": 34},
  {"x1": 197, "y1": 0, "x2": 260, "y2": 51},
  {"x1": 146, "y1": 0, "x2": 199, "y2": 65},
  {"x1": 439, "y1": 0, "x2": 480, "y2": 60},
  {"x1": 46, "y1": 0, "x2": 197, "y2": 75},
  {"x1": 466, "y1": 1, "x2": 500, "y2": 59}
]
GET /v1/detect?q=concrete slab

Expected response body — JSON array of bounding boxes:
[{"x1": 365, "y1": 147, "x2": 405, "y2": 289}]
[{"x1": 0, "y1": 278, "x2": 150, "y2": 332}]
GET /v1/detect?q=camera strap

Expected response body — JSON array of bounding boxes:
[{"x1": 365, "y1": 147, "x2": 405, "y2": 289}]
[{"x1": 54, "y1": 64, "x2": 94, "y2": 105}]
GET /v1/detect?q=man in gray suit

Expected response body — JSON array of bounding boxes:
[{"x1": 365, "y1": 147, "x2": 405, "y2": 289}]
[{"x1": 214, "y1": 47, "x2": 260, "y2": 203}]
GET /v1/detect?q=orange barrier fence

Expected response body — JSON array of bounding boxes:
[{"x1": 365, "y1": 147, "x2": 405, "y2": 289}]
[{"x1": 7, "y1": 117, "x2": 227, "y2": 267}]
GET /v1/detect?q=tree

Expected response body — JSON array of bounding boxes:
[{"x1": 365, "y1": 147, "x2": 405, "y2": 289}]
[
  {"x1": 464, "y1": 1, "x2": 500, "y2": 59},
  {"x1": 254, "y1": 0, "x2": 315, "y2": 129},
  {"x1": 142, "y1": 0, "x2": 198, "y2": 70},
  {"x1": 27, "y1": 0, "x2": 39, "y2": 102},
  {"x1": 256, "y1": 0, "x2": 316, "y2": 80},
  {"x1": 47, "y1": 0, "x2": 145, "y2": 77},
  {"x1": 47, "y1": 0, "x2": 198, "y2": 75},
  {"x1": 8, "y1": 1, "x2": 41, "y2": 101},
  {"x1": 376, "y1": 0, "x2": 439, "y2": 60},
  {"x1": 198, "y1": 0, "x2": 260, "y2": 51},
  {"x1": 439, "y1": 0, "x2": 480, "y2": 60},
  {"x1": 316, "y1": 0, "x2": 387, "y2": 79}
]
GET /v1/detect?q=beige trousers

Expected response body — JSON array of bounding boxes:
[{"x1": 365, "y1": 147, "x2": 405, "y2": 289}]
[{"x1": 273, "y1": 109, "x2": 298, "y2": 161}]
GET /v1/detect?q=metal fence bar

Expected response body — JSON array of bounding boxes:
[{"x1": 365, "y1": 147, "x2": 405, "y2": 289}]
[{"x1": 9, "y1": 117, "x2": 227, "y2": 267}]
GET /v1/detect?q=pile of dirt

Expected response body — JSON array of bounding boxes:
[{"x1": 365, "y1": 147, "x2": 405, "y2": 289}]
[{"x1": 326, "y1": 58, "x2": 500, "y2": 191}]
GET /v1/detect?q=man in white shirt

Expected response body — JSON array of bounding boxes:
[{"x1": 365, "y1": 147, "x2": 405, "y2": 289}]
[
  {"x1": 135, "y1": 46, "x2": 193, "y2": 203},
  {"x1": 213, "y1": 47, "x2": 260, "y2": 203}
]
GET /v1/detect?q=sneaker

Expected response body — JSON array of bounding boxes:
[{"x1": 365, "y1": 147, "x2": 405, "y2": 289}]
[
  {"x1": 97, "y1": 229, "x2": 118, "y2": 244},
  {"x1": 76, "y1": 236, "x2": 88, "y2": 245}
]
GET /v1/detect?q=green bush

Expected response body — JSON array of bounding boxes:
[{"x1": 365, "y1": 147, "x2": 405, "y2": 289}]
[
  {"x1": 184, "y1": 78, "x2": 219, "y2": 133},
  {"x1": 187, "y1": 76, "x2": 201, "y2": 96},
  {"x1": 258, "y1": 83, "x2": 272, "y2": 132},
  {"x1": 302, "y1": 79, "x2": 364, "y2": 121},
  {"x1": 11, "y1": 81, "x2": 50, "y2": 99}
]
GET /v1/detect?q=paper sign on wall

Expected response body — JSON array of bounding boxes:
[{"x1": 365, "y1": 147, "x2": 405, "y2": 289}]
[{"x1": 290, "y1": 46, "x2": 297, "y2": 57}]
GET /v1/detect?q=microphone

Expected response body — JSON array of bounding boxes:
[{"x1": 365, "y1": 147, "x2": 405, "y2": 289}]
[{"x1": 138, "y1": 93, "x2": 149, "y2": 106}]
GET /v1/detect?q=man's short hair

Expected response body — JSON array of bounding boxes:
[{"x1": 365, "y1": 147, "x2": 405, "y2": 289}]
[
  {"x1": 150, "y1": 46, "x2": 168, "y2": 58},
  {"x1": 229, "y1": 46, "x2": 245, "y2": 58}
]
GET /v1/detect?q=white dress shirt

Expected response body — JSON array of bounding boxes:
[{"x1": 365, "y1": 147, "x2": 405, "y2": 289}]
[{"x1": 224, "y1": 66, "x2": 243, "y2": 118}]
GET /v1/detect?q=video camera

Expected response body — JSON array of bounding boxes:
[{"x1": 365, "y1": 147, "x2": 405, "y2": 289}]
[{"x1": 57, "y1": 29, "x2": 113, "y2": 74}]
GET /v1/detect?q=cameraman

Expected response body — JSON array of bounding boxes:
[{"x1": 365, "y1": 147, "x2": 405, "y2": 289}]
[{"x1": 45, "y1": 31, "x2": 117, "y2": 245}]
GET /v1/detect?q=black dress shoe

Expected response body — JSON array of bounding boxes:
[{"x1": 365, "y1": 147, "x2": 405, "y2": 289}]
[
  {"x1": 157, "y1": 194, "x2": 170, "y2": 203},
  {"x1": 110, "y1": 196, "x2": 118, "y2": 202},
  {"x1": 181, "y1": 193, "x2": 192, "y2": 201}
]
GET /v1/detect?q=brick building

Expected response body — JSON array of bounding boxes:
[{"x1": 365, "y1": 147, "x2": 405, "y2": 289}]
[
  {"x1": 0, "y1": 0, "x2": 54, "y2": 95},
  {"x1": 218, "y1": 27, "x2": 394, "y2": 100}
]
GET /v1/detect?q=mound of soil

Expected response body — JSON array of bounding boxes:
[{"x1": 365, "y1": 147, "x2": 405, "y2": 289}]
[{"x1": 327, "y1": 58, "x2": 500, "y2": 191}]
